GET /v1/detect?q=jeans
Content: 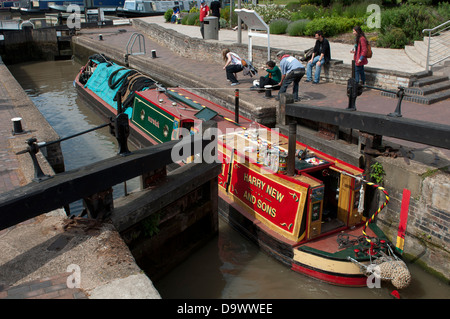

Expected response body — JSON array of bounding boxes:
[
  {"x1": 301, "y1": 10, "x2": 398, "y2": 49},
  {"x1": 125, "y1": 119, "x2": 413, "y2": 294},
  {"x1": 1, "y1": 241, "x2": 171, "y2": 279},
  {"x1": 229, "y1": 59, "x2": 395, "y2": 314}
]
[
  {"x1": 226, "y1": 64, "x2": 243, "y2": 83},
  {"x1": 355, "y1": 65, "x2": 365, "y2": 84},
  {"x1": 200, "y1": 21, "x2": 205, "y2": 38},
  {"x1": 306, "y1": 56, "x2": 324, "y2": 83},
  {"x1": 278, "y1": 68, "x2": 305, "y2": 101}
]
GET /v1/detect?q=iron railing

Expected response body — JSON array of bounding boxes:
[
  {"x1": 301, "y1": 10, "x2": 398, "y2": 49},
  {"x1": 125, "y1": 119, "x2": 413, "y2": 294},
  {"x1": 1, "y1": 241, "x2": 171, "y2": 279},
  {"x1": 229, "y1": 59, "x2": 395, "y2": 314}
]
[{"x1": 423, "y1": 20, "x2": 450, "y2": 71}]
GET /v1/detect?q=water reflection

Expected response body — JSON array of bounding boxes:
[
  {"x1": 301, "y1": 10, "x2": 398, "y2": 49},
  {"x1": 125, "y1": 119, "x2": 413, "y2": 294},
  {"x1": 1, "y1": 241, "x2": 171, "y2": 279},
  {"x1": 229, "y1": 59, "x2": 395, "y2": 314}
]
[{"x1": 7, "y1": 59, "x2": 139, "y2": 215}]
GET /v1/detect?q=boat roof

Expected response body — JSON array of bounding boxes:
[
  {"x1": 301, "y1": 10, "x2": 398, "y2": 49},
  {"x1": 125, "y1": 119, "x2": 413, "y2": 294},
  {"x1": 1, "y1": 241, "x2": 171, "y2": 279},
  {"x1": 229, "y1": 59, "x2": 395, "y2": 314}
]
[{"x1": 136, "y1": 87, "x2": 254, "y2": 133}]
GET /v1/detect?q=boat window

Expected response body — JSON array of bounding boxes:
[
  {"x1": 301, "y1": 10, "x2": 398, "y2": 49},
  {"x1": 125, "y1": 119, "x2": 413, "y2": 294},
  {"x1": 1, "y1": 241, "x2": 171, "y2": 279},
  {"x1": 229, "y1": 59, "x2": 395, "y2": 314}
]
[{"x1": 124, "y1": 1, "x2": 136, "y2": 10}]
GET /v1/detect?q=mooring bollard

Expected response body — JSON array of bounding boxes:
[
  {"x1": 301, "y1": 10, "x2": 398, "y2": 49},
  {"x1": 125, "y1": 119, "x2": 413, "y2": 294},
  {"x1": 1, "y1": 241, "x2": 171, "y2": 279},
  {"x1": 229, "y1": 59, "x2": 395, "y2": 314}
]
[
  {"x1": 11, "y1": 117, "x2": 24, "y2": 135},
  {"x1": 264, "y1": 85, "x2": 273, "y2": 99}
]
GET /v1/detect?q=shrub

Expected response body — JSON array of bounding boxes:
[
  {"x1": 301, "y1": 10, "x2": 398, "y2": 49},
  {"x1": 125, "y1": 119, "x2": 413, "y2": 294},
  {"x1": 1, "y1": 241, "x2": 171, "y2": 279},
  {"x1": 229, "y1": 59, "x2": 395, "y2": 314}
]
[
  {"x1": 377, "y1": 27, "x2": 408, "y2": 49},
  {"x1": 285, "y1": 1, "x2": 301, "y2": 12},
  {"x1": 286, "y1": 19, "x2": 310, "y2": 36},
  {"x1": 291, "y1": 4, "x2": 322, "y2": 21},
  {"x1": 304, "y1": 17, "x2": 364, "y2": 37},
  {"x1": 243, "y1": 4, "x2": 291, "y2": 24},
  {"x1": 269, "y1": 19, "x2": 289, "y2": 34},
  {"x1": 164, "y1": 9, "x2": 173, "y2": 22},
  {"x1": 186, "y1": 12, "x2": 200, "y2": 26},
  {"x1": 378, "y1": 5, "x2": 442, "y2": 47}
]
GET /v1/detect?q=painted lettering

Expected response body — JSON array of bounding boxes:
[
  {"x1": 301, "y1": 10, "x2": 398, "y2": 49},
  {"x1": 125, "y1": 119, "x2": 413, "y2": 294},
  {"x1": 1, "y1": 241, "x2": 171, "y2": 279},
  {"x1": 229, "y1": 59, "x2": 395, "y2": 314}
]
[
  {"x1": 266, "y1": 184, "x2": 284, "y2": 203},
  {"x1": 243, "y1": 190, "x2": 256, "y2": 204},
  {"x1": 147, "y1": 116, "x2": 160, "y2": 128},
  {"x1": 257, "y1": 199, "x2": 276, "y2": 218}
]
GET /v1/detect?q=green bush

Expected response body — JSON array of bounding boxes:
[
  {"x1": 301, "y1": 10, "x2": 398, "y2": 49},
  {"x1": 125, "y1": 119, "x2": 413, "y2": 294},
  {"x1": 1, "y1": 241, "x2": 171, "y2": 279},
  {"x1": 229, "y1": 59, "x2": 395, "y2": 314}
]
[
  {"x1": 186, "y1": 12, "x2": 200, "y2": 26},
  {"x1": 291, "y1": 5, "x2": 322, "y2": 21},
  {"x1": 285, "y1": 1, "x2": 302, "y2": 12},
  {"x1": 304, "y1": 17, "x2": 364, "y2": 37},
  {"x1": 164, "y1": 9, "x2": 173, "y2": 22},
  {"x1": 286, "y1": 19, "x2": 310, "y2": 36},
  {"x1": 378, "y1": 5, "x2": 442, "y2": 47},
  {"x1": 270, "y1": 19, "x2": 289, "y2": 34},
  {"x1": 436, "y1": 2, "x2": 450, "y2": 21},
  {"x1": 377, "y1": 27, "x2": 409, "y2": 49}
]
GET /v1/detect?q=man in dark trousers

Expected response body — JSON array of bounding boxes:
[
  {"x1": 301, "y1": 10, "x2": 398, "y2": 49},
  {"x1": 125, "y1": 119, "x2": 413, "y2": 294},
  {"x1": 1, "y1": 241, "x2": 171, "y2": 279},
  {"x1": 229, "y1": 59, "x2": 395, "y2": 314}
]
[
  {"x1": 210, "y1": 0, "x2": 221, "y2": 30},
  {"x1": 306, "y1": 30, "x2": 331, "y2": 84},
  {"x1": 276, "y1": 51, "x2": 305, "y2": 102},
  {"x1": 199, "y1": 0, "x2": 210, "y2": 39}
]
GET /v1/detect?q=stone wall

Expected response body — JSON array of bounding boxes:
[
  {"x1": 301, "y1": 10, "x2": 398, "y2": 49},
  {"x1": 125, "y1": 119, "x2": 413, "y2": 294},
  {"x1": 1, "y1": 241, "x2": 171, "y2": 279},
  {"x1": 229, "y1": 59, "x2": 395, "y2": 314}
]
[
  {"x1": 132, "y1": 20, "x2": 417, "y2": 90},
  {"x1": 375, "y1": 156, "x2": 450, "y2": 282},
  {"x1": 0, "y1": 28, "x2": 59, "y2": 64}
]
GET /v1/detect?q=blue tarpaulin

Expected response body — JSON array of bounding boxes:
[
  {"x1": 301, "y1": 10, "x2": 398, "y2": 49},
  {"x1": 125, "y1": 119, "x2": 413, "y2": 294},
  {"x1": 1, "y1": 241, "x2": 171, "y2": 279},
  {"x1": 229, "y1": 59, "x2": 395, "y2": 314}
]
[{"x1": 85, "y1": 62, "x2": 133, "y2": 118}]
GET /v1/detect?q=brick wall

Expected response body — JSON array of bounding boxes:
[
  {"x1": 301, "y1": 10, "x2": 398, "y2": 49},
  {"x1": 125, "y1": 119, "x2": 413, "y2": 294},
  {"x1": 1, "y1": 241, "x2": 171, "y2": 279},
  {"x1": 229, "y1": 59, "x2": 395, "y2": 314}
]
[{"x1": 376, "y1": 156, "x2": 450, "y2": 282}]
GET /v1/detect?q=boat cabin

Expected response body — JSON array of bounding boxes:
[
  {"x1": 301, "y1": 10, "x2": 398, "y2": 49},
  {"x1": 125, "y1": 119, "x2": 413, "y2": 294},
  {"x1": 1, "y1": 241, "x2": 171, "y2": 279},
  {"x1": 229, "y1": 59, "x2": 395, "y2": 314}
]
[{"x1": 132, "y1": 88, "x2": 366, "y2": 245}]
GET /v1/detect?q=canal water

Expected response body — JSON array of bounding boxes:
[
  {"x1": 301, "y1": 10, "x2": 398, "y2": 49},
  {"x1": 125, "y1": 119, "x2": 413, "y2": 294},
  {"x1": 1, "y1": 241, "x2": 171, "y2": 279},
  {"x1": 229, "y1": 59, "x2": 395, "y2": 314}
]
[{"x1": 7, "y1": 59, "x2": 449, "y2": 299}]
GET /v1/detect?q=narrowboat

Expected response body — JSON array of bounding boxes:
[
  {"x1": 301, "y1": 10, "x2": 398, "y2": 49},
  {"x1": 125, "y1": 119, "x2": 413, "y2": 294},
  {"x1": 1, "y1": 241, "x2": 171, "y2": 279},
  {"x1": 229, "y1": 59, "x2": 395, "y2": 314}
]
[
  {"x1": 115, "y1": 0, "x2": 165, "y2": 18},
  {"x1": 75, "y1": 55, "x2": 411, "y2": 289},
  {"x1": 0, "y1": 0, "x2": 19, "y2": 10}
]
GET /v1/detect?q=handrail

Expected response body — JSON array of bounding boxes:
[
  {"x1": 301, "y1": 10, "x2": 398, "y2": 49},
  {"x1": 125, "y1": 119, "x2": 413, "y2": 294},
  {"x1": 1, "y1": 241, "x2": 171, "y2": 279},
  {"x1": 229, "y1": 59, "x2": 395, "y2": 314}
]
[
  {"x1": 423, "y1": 20, "x2": 450, "y2": 33},
  {"x1": 423, "y1": 20, "x2": 450, "y2": 71}
]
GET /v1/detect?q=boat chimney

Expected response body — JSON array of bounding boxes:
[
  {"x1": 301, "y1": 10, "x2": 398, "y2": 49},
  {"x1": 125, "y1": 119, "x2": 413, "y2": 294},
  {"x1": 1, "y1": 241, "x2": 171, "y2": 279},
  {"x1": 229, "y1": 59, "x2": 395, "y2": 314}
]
[{"x1": 287, "y1": 122, "x2": 296, "y2": 176}]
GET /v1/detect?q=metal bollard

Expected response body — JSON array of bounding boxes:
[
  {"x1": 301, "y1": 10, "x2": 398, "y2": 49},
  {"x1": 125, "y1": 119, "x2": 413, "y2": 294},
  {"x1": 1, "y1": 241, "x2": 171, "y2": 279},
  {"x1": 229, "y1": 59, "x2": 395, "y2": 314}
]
[
  {"x1": 151, "y1": 50, "x2": 157, "y2": 59},
  {"x1": 11, "y1": 117, "x2": 24, "y2": 135},
  {"x1": 264, "y1": 85, "x2": 272, "y2": 98}
]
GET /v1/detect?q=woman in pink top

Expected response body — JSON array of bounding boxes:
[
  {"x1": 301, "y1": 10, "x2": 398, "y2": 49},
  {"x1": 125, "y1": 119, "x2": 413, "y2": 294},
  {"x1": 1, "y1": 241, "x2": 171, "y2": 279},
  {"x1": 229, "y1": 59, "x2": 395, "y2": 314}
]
[{"x1": 350, "y1": 26, "x2": 368, "y2": 85}]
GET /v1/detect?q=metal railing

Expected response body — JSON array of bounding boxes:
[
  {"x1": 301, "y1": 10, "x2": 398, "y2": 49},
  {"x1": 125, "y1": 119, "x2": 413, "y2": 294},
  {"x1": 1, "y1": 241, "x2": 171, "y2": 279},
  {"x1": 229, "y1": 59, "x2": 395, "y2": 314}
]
[{"x1": 423, "y1": 20, "x2": 450, "y2": 71}]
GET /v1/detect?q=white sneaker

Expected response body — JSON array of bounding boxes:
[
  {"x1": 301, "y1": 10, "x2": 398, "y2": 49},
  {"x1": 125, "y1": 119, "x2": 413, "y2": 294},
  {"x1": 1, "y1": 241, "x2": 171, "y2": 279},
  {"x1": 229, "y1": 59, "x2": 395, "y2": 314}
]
[{"x1": 231, "y1": 82, "x2": 240, "y2": 86}]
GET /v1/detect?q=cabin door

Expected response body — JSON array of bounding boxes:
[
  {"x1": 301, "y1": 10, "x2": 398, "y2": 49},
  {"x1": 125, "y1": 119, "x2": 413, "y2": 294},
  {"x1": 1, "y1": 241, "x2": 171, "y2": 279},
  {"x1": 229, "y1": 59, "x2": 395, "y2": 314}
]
[
  {"x1": 307, "y1": 187, "x2": 324, "y2": 240},
  {"x1": 337, "y1": 174, "x2": 363, "y2": 226}
]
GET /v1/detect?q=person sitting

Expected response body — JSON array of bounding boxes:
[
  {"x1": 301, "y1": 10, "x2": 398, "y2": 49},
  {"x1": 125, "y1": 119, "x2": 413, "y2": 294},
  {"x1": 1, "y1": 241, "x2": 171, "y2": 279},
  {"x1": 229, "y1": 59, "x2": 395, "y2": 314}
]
[
  {"x1": 306, "y1": 30, "x2": 331, "y2": 84},
  {"x1": 253, "y1": 61, "x2": 281, "y2": 92},
  {"x1": 171, "y1": 6, "x2": 181, "y2": 24}
]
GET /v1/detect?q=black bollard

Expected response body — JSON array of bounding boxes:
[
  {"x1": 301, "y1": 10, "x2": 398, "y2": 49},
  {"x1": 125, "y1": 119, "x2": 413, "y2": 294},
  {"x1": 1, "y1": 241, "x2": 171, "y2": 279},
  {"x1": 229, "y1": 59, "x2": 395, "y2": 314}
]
[
  {"x1": 16, "y1": 138, "x2": 51, "y2": 182},
  {"x1": 264, "y1": 85, "x2": 273, "y2": 99},
  {"x1": 11, "y1": 117, "x2": 24, "y2": 135},
  {"x1": 388, "y1": 87, "x2": 405, "y2": 117}
]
